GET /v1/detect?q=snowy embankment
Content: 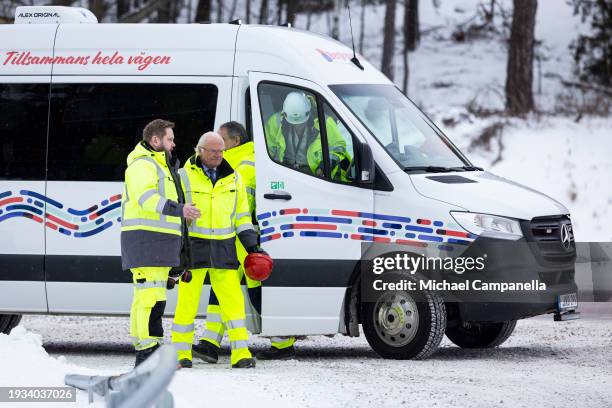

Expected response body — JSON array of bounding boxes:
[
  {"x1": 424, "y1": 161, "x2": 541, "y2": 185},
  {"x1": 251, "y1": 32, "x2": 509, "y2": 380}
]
[
  {"x1": 408, "y1": 1, "x2": 612, "y2": 243},
  {"x1": 3, "y1": 315, "x2": 612, "y2": 407},
  {"x1": 0, "y1": 326, "x2": 103, "y2": 407},
  {"x1": 306, "y1": 0, "x2": 612, "y2": 242}
]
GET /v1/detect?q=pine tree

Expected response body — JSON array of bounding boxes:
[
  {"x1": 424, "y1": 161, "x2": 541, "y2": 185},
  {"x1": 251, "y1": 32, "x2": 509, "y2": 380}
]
[
  {"x1": 571, "y1": 0, "x2": 612, "y2": 88},
  {"x1": 381, "y1": 0, "x2": 397, "y2": 81},
  {"x1": 505, "y1": 0, "x2": 538, "y2": 115}
]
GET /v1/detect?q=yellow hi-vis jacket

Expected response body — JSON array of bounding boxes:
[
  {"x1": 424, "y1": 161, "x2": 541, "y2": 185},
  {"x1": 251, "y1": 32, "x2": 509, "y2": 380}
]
[
  {"x1": 222, "y1": 141, "x2": 256, "y2": 214},
  {"x1": 179, "y1": 155, "x2": 258, "y2": 269},
  {"x1": 120, "y1": 142, "x2": 185, "y2": 270},
  {"x1": 264, "y1": 112, "x2": 352, "y2": 181}
]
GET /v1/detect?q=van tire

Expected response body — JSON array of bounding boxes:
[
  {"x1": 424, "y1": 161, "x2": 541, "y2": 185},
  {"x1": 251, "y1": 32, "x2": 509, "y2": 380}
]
[
  {"x1": 0, "y1": 314, "x2": 22, "y2": 335},
  {"x1": 361, "y1": 283, "x2": 446, "y2": 360},
  {"x1": 445, "y1": 320, "x2": 517, "y2": 348}
]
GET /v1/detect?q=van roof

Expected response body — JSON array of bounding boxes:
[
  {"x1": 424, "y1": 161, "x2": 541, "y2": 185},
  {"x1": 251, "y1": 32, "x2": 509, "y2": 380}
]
[{"x1": 0, "y1": 22, "x2": 390, "y2": 86}]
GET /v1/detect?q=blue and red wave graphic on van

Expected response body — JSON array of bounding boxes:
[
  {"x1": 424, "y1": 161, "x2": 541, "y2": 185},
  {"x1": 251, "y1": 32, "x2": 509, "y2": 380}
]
[
  {"x1": 257, "y1": 208, "x2": 477, "y2": 250},
  {"x1": 1, "y1": 191, "x2": 477, "y2": 247},
  {"x1": 0, "y1": 190, "x2": 122, "y2": 237}
]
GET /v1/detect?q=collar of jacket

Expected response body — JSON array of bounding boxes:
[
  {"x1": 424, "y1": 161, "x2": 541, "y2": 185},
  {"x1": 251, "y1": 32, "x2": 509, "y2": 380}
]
[
  {"x1": 126, "y1": 141, "x2": 168, "y2": 167},
  {"x1": 188, "y1": 155, "x2": 235, "y2": 179},
  {"x1": 224, "y1": 141, "x2": 254, "y2": 164}
]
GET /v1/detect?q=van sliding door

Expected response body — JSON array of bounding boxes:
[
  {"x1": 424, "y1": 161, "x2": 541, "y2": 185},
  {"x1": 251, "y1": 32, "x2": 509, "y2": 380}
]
[{"x1": 248, "y1": 72, "x2": 375, "y2": 336}]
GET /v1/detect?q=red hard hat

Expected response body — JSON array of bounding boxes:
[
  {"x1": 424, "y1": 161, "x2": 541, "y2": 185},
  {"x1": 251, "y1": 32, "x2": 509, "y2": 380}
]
[{"x1": 244, "y1": 252, "x2": 273, "y2": 281}]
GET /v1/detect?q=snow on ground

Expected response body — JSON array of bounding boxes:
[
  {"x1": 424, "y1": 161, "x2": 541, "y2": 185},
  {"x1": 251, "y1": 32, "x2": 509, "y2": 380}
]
[
  {"x1": 0, "y1": 326, "x2": 104, "y2": 407},
  {"x1": 0, "y1": 314, "x2": 608, "y2": 407}
]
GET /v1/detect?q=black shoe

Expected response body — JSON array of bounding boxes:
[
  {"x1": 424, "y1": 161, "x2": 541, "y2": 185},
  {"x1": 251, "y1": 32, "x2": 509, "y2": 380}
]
[
  {"x1": 232, "y1": 357, "x2": 256, "y2": 368},
  {"x1": 255, "y1": 346, "x2": 295, "y2": 360},
  {"x1": 178, "y1": 358, "x2": 193, "y2": 369},
  {"x1": 134, "y1": 343, "x2": 159, "y2": 367},
  {"x1": 192, "y1": 340, "x2": 219, "y2": 364}
]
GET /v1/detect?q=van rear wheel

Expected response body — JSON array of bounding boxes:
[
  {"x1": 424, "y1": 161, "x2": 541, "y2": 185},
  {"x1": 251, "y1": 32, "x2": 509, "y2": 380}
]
[
  {"x1": 0, "y1": 314, "x2": 22, "y2": 335},
  {"x1": 361, "y1": 285, "x2": 446, "y2": 359},
  {"x1": 445, "y1": 320, "x2": 517, "y2": 348}
]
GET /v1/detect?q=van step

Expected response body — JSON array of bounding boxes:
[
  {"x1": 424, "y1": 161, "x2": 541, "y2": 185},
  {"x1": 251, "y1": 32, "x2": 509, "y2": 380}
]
[{"x1": 554, "y1": 311, "x2": 581, "y2": 321}]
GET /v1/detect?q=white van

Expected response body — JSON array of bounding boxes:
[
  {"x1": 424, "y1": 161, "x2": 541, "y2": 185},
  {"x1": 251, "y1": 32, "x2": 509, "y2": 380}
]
[{"x1": 0, "y1": 6, "x2": 578, "y2": 359}]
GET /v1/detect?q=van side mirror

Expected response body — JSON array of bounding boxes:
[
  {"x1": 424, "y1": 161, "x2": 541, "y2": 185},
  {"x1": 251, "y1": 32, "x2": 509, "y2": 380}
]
[{"x1": 357, "y1": 142, "x2": 375, "y2": 186}]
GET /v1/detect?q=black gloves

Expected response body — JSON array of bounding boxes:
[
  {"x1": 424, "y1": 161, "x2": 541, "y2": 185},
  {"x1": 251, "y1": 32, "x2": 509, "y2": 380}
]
[{"x1": 247, "y1": 246, "x2": 268, "y2": 255}]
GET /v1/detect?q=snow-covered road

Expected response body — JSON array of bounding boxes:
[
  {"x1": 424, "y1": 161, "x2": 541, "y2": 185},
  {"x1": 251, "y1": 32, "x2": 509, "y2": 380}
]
[{"x1": 2, "y1": 313, "x2": 609, "y2": 407}]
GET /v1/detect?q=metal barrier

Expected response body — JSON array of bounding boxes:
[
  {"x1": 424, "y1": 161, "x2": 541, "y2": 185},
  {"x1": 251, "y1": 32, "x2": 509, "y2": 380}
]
[{"x1": 65, "y1": 345, "x2": 176, "y2": 408}]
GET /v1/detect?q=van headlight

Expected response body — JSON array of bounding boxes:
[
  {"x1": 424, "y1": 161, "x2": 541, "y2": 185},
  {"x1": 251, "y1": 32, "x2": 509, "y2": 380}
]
[{"x1": 450, "y1": 212, "x2": 523, "y2": 240}]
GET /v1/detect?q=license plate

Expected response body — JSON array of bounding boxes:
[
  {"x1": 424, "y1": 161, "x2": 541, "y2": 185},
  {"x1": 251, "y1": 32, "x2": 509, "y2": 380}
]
[{"x1": 558, "y1": 293, "x2": 578, "y2": 311}]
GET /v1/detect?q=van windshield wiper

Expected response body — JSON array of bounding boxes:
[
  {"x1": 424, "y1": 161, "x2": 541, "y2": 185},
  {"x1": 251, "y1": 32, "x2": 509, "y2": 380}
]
[
  {"x1": 403, "y1": 166, "x2": 455, "y2": 173},
  {"x1": 449, "y1": 165, "x2": 484, "y2": 172}
]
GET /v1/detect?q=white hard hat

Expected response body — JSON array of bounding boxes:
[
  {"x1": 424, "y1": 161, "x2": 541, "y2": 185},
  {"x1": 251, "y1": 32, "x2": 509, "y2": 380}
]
[{"x1": 282, "y1": 92, "x2": 311, "y2": 125}]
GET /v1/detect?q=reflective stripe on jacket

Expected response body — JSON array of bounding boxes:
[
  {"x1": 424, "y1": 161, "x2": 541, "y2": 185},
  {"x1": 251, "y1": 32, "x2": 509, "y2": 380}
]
[
  {"x1": 223, "y1": 141, "x2": 256, "y2": 214},
  {"x1": 120, "y1": 142, "x2": 184, "y2": 270},
  {"x1": 180, "y1": 155, "x2": 258, "y2": 269}
]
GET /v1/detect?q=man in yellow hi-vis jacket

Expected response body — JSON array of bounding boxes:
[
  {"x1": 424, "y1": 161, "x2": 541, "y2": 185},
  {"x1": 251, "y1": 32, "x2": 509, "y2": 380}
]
[
  {"x1": 171, "y1": 131, "x2": 260, "y2": 369},
  {"x1": 121, "y1": 119, "x2": 200, "y2": 367},
  {"x1": 194, "y1": 122, "x2": 296, "y2": 362}
]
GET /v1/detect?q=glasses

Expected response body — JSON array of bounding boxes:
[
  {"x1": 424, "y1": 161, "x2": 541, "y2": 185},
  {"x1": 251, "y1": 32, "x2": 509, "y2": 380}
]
[{"x1": 198, "y1": 146, "x2": 223, "y2": 155}]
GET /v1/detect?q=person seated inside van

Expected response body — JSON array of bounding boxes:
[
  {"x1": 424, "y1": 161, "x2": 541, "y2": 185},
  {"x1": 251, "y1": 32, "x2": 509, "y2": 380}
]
[{"x1": 264, "y1": 91, "x2": 351, "y2": 181}]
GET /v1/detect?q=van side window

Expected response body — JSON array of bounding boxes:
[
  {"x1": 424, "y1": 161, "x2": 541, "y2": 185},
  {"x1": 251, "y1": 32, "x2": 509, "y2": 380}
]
[
  {"x1": 0, "y1": 83, "x2": 49, "y2": 180},
  {"x1": 258, "y1": 83, "x2": 326, "y2": 178},
  {"x1": 47, "y1": 83, "x2": 218, "y2": 181},
  {"x1": 321, "y1": 102, "x2": 356, "y2": 183}
]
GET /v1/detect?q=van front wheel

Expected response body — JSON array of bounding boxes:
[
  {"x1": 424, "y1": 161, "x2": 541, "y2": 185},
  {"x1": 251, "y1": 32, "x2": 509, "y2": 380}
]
[
  {"x1": 445, "y1": 320, "x2": 517, "y2": 348},
  {"x1": 361, "y1": 287, "x2": 446, "y2": 359},
  {"x1": 0, "y1": 314, "x2": 22, "y2": 335}
]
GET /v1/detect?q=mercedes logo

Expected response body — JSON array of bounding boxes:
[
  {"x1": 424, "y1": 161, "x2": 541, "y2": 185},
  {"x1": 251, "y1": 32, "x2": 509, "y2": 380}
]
[{"x1": 560, "y1": 224, "x2": 572, "y2": 250}]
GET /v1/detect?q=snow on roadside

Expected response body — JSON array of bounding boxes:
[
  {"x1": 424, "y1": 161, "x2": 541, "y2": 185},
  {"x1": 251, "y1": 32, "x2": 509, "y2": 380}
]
[{"x1": 0, "y1": 326, "x2": 106, "y2": 406}]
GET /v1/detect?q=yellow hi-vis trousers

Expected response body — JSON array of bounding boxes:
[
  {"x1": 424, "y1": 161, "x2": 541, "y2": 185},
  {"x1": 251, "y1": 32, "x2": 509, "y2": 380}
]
[
  {"x1": 172, "y1": 267, "x2": 252, "y2": 366},
  {"x1": 201, "y1": 245, "x2": 296, "y2": 351},
  {"x1": 129, "y1": 267, "x2": 170, "y2": 351}
]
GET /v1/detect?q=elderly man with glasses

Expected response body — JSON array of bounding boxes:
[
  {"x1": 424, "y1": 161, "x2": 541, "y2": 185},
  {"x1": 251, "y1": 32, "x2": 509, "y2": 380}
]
[{"x1": 171, "y1": 131, "x2": 261, "y2": 369}]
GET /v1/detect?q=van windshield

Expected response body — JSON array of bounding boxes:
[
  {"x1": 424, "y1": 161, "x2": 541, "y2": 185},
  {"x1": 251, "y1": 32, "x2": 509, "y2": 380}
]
[{"x1": 329, "y1": 84, "x2": 469, "y2": 171}]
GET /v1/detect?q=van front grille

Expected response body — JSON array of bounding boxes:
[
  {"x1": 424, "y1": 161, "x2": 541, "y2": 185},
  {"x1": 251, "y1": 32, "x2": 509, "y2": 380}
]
[{"x1": 528, "y1": 215, "x2": 576, "y2": 264}]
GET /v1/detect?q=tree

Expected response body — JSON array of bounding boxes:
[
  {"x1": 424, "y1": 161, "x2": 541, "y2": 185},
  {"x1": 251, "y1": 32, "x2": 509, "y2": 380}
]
[
  {"x1": 405, "y1": 0, "x2": 419, "y2": 51},
  {"x1": 359, "y1": 0, "x2": 366, "y2": 54},
  {"x1": 571, "y1": 0, "x2": 612, "y2": 88},
  {"x1": 90, "y1": 0, "x2": 109, "y2": 21},
  {"x1": 277, "y1": 0, "x2": 284, "y2": 24},
  {"x1": 402, "y1": 0, "x2": 419, "y2": 93},
  {"x1": 196, "y1": 0, "x2": 211, "y2": 22},
  {"x1": 117, "y1": 0, "x2": 129, "y2": 21},
  {"x1": 259, "y1": 0, "x2": 269, "y2": 24},
  {"x1": 216, "y1": 0, "x2": 223, "y2": 22},
  {"x1": 286, "y1": 0, "x2": 297, "y2": 26},
  {"x1": 505, "y1": 0, "x2": 537, "y2": 115},
  {"x1": 331, "y1": 0, "x2": 340, "y2": 40},
  {"x1": 51, "y1": 0, "x2": 74, "y2": 6},
  {"x1": 157, "y1": 0, "x2": 179, "y2": 23},
  {"x1": 381, "y1": 0, "x2": 397, "y2": 80},
  {"x1": 246, "y1": 0, "x2": 252, "y2": 23},
  {"x1": 228, "y1": 0, "x2": 238, "y2": 20}
]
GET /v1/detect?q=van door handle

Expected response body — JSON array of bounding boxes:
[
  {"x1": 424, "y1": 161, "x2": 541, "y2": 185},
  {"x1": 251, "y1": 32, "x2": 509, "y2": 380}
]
[{"x1": 263, "y1": 192, "x2": 292, "y2": 200}]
